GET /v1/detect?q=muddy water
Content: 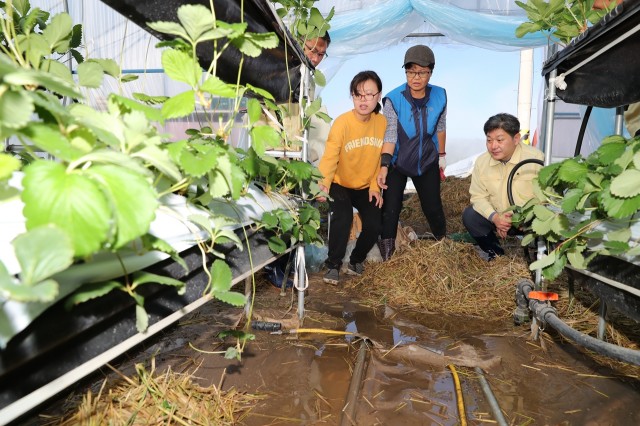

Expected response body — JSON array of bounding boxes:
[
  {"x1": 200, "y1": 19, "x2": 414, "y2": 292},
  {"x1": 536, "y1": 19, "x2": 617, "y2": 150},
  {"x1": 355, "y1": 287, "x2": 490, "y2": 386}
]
[
  {"x1": 34, "y1": 272, "x2": 640, "y2": 425},
  {"x1": 149, "y1": 273, "x2": 640, "y2": 425}
]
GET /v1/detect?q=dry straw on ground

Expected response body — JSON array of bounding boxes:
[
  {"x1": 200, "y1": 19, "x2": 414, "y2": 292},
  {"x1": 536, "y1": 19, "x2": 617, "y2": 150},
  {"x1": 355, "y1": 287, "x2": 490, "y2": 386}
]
[
  {"x1": 400, "y1": 176, "x2": 471, "y2": 236},
  {"x1": 395, "y1": 175, "x2": 638, "y2": 354},
  {"x1": 46, "y1": 361, "x2": 261, "y2": 425},
  {"x1": 349, "y1": 238, "x2": 531, "y2": 319}
]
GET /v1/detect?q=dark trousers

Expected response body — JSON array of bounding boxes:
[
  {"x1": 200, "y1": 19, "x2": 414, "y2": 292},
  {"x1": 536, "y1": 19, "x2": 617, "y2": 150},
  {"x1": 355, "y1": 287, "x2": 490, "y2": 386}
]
[
  {"x1": 381, "y1": 164, "x2": 446, "y2": 239},
  {"x1": 326, "y1": 183, "x2": 382, "y2": 269},
  {"x1": 462, "y1": 206, "x2": 506, "y2": 256}
]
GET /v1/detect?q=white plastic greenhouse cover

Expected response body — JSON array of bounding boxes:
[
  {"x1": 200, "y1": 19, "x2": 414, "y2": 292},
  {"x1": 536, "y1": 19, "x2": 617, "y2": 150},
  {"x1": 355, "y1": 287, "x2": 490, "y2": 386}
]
[
  {"x1": 26, "y1": 0, "x2": 552, "y2": 147},
  {"x1": 320, "y1": 0, "x2": 548, "y2": 56},
  {"x1": 33, "y1": 0, "x2": 549, "y2": 89}
]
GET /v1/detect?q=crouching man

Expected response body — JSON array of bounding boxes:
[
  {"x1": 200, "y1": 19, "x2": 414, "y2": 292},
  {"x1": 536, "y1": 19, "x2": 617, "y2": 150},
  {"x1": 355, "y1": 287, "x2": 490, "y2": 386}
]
[{"x1": 462, "y1": 113, "x2": 544, "y2": 259}]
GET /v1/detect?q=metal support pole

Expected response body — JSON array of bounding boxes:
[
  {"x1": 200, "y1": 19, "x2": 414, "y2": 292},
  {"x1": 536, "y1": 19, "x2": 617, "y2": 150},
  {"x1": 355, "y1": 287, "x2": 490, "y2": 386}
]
[
  {"x1": 297, "y1": 63, "x2": 312, "y2": 320},
  {"x1": 615, "y1": 106, "x2": 625, "y2": 135},
  {"x1": 297, "y1": 245, "x2": 306, "y2": 320},
  {"x1": 517, "y1": 49, "x2": 534, "y2": 135},
  {"x1": 543, "y1": 67, "x2": 557, "y2": 167},
  {"x1": 300, "y1": 65, "x2": 310, "y2": 164},
  {"x1": 474, "y1": 367, "x2": 508, "y2": 426},
  {"x1": 535, "y1": 238, "x2": 546, "y2": 290},
  {"x1": 539, "y1": 44, "x2": 558, "y2": 165},
  {"x1": 340, "y1": 340, "x2": 369, "y2": 426}
]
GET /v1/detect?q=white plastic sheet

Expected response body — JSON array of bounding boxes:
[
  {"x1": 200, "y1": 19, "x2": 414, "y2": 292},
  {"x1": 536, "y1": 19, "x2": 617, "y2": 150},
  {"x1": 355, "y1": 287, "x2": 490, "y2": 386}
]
[
  {"x1": 325, "y1": 0, "x2": 549, "y2": 58},
  {"x1": 0, "y1": 176, "x2": 293, "y2": 347}
]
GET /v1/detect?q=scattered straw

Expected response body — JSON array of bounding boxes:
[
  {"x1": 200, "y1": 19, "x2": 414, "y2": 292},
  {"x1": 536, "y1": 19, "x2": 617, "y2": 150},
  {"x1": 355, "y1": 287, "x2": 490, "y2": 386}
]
[
  {"x1": 401, "y1": 177, "x2": 471, "y2": 236},
  {"x1": 47, "y1": 362, "x2": 262, "y2": 425},
  {"x1": 349, "y1": 239, "x2": 530, "y2": 319}
]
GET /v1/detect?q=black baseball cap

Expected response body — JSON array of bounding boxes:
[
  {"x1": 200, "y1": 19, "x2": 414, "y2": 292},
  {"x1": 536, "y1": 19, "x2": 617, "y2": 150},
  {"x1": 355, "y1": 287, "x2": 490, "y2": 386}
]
[{"x1": 403, "y1": 45, "x2": 435, "y2": 68}]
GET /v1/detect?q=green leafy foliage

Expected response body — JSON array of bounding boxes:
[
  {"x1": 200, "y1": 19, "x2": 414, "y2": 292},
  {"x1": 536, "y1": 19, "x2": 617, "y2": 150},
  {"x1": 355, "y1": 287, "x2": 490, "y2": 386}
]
[
  {"x1": 1, "y1": 3, "x2": 86, "y2": 85},
  {"x1": 217, "y1": 329, "x2": 255, "y2": 360},
  {"x1": 0, "y1": 225, "x2": 73, "y2": 303},
  {"x1": 0, "y1": 153, "x2": 21, "y2": 180},
  {"x1": 515, "y1": 0, "x2": 617, "y2": 45},
  {"x1": 0, "y1": 0, "x2": 325, "y2": 351},
  {"x1": 258, "y1": 202, "x2": 323, "y2": 255},
  {"x1": 21, "y1": 156, "x2": 158, "y2": 257},
  {"x1": 208, "y1": 260, "x2": 246, "y2": 306},
  {"x1": 271, "y1": 0, "x2": 332, "y2": 91},
  {"x1": 515, "y1": 135, "x2": 640, "y2": 280},
  {"x1": 272, "y1": 0, "x2": 332, "y2": 42}
]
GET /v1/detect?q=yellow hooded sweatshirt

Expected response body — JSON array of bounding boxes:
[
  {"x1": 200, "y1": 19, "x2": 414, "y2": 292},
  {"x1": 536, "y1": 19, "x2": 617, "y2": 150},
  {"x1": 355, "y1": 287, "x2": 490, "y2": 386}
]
[{"x1": 318, "y1": 110, "x2": 386, "y2": 192}]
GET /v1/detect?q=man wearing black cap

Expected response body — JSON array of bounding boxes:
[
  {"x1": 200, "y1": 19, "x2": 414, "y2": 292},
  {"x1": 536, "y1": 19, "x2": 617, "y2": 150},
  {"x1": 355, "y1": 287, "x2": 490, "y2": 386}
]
[{"x1": 376, "y1": 45, "x2": 448, "y2": 260}]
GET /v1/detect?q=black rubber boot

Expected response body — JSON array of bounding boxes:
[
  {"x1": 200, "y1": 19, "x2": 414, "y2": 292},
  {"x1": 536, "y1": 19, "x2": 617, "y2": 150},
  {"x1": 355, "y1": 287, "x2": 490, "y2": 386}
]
[
  {"x1": 377, "y1": 238, "x2": 396, "y2": 261},
  {"x1": 472, "y1": 234, "x2": 505, "y2": 260}
]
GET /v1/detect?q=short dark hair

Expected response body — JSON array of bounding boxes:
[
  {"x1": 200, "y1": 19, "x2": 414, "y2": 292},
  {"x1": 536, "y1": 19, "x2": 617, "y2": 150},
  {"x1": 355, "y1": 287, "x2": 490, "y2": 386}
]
[
  {"x1": 404, "y1": 62, "x2": 434, "y2": 71},
  {"x1": 350, "y1": 70, "x2": 382, "y2": 114},
  {"x1": 321, "y1": 31, "x2": 331, "y2": 46},
  {"x1": 483, "y1": 113, "x2": 520, "y2": 137}
]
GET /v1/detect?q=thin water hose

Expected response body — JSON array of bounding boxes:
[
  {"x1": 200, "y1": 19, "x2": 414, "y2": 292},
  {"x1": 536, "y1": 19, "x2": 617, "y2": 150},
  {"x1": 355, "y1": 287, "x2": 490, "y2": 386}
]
[
  {"x1": 447, "y1": 364, "x2": 468, "y2": 426},
  {"x1": 474, "y1": 367, "x2": 508, "y2": 426},
  {"x1": 290, "y1": 328, "x2": 353, "y2": 335},
  {"x1": 340, "y1": 340, "x2": 369, "y2": 426}
]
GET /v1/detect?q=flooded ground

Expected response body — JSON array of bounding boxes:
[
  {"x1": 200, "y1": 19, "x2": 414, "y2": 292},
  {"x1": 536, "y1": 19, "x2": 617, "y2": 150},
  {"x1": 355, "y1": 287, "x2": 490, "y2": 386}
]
[
  {"x1": 31, "y1": 269, "x2": 640, "y2": 426},
  {"x1": 16, "y1": 182, "x2": 640, "y2": 425}
]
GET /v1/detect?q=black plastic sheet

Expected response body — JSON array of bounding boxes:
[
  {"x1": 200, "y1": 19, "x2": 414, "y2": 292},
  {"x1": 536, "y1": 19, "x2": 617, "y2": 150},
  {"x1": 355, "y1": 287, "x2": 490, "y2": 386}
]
[
  {"x1": 568, "y1": 256, "x2": 640, "y2": 323},
  {"x1": 542, "y1": 0, "x2": 640, "y2": 108},
  {"x1": 99, "y1": 0, "x2": 310, "y2": 103},
  {"x1": 0, "y1": 230, "x2": 289, "y2": 415}
]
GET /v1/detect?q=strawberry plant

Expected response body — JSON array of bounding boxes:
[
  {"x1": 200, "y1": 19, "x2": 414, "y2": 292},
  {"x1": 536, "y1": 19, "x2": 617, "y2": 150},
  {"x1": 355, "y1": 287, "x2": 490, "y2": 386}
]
[
  {"x1": 515, "y1": 0, "x2": 616, "y2": 45},
  {"x1": 512, "y1": 134, "x2": 640, "y2": 280},
  {"x1": 512, "y1": 0, "x2": 637, "y2": 282},
  {"x1": 0, "y1": 0, "x2": 325, "y2": 347}
]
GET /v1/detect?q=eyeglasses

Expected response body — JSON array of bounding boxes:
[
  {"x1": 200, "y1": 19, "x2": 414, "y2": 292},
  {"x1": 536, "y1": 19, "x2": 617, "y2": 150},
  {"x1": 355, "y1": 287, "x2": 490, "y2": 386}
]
[
  {"x1": 352, "y1": 92, "x2": 380, "y2": 101},
  {"x1": 405, "y1": 70, "x2": 431, "y2": 79},
  {"x1": 304, "y1": 43, "x2": 328, "y2": 59}
]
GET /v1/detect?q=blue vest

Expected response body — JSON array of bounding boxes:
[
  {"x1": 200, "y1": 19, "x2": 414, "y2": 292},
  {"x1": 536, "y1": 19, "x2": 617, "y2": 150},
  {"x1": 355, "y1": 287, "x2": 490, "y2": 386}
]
[{"x1": 384, "y1": 83, "x2": 447, "y2": 177}]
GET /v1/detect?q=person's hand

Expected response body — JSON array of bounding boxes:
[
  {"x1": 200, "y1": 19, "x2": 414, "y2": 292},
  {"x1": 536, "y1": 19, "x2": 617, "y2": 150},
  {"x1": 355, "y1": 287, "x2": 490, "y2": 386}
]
[
  {"x1": 492, "y1": 211, "x2": 513, "y2": 239},
  {"x1": 438, "y1": 154, "x2": 446, "y2": 171},
  {"x1": 317, "y1": 184, "x2": 329, "y2": 203},
  {"x1": 377, "y1": 167, "x2": 388, "y2": 189},
  {"x1": 369, "y1": 190, "x2": 383, "y2": 208}
]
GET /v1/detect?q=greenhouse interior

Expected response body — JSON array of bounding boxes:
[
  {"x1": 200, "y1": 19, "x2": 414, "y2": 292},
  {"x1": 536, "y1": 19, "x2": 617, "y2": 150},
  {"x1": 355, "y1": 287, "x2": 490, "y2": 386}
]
[{"x1": 1, "y1": 0, "x2": 640, "y2": 425}]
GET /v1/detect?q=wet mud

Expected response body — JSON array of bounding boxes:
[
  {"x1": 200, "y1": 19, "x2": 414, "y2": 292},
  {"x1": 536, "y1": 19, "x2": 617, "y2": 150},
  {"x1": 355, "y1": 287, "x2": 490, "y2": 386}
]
[{"x1": 31, "y1": 272, "x2": 640, "y2": 425}]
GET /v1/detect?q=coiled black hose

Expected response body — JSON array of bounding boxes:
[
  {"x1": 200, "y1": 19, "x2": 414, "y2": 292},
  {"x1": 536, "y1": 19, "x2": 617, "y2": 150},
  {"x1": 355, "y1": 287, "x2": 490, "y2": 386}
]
[{"x1": 507, "y1": 158, "x2": 544, "y2": 206}]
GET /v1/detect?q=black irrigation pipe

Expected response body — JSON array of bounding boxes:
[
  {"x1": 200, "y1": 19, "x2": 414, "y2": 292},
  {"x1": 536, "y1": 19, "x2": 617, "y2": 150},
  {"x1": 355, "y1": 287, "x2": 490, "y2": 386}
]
[
  {"x1": 507, "y1": 158, "x2": 545, "y2": 206},
  {"x1": 574, "y1": 105, "x2": 593, "y2": 157},
  {"x1": 516, "y1": 279, "x2": 640, "y2": 365}
]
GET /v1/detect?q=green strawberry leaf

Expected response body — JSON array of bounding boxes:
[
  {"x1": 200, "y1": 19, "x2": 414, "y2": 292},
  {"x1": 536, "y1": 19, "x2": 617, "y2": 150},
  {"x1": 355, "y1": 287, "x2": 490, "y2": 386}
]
[
  {"x1": 22, "y1": 160, "x2": 110, "y2": 257},
  {"x1": 14, "y1": 225, "x2": 74, "y2": 285}
]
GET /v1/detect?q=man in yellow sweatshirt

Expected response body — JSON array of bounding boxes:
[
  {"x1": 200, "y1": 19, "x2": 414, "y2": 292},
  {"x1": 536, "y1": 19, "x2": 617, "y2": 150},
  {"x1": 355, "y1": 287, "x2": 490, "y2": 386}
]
[
  {"x1": 463, "y1": 113, "x2": 544, "y2": 260},
  {"x1": 317, "y1": 71, "x2": 386, "y2": 284}
]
